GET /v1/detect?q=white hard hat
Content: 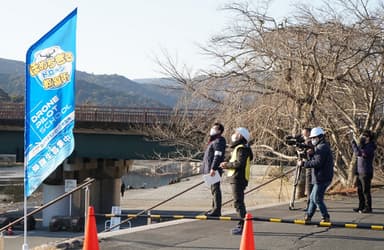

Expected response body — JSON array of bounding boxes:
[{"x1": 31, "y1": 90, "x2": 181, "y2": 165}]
[
  {"x1": 236, "y1": 127, "x2": 250, "y2": 142},
  {"x1": 310, "y1": 127, "x2": 324, "y2": 138}
]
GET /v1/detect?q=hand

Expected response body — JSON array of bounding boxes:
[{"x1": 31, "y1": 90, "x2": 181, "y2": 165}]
[
  {"x1": 306, "y1": 148, "x2": 314, "y2": 156},
  {"x1": 297, "y1": 160, "x2": 304, "y2": 167},
  {"x1": 220, "y1": 162, "x2": 228, "y2": 169},
  {"x1": 349, "y1": 129, "x2": 355, "y2": 141},
  {"x1": 210, "y1": 169, "x2": 216, "y2": 176}
]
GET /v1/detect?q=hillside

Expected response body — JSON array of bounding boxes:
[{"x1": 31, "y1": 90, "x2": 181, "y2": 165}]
[{"x1": 0, "y1": 58, "x2": 182, "y2": 107}]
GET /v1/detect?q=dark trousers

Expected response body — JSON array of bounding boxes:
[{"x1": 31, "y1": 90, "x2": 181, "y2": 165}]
[
  {"x1": 210, "y1": 182, "x2": 222, "y2": 214},
  {"x1": 231, "y1": 182, "x2": 247, "y2": 227},
  {"x1": 356, "y1": 175, "x2": 372, "y2": 210}
]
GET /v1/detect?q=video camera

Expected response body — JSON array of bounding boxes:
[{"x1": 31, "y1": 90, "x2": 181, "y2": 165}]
[
  {"x1": 285, "y1": 135, "x2": 312, "y2": 159},
  {"x1": 285, "y1": 135, "x2": 306, "y2": 148}
]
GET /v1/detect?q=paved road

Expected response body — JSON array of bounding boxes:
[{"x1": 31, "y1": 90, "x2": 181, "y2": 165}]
[
  {"x1": 96, "y1": 188, "x2": 384, "y2": 250},
  {"x1": 2, "y1": 177, "x2": 384, "y2": 249}
]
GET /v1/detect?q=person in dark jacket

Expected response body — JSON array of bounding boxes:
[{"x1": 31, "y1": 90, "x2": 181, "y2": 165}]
[
  {"x1": 301, "y1": 128, "x2": 314, "y2": 211},
  {"x1": 201, "y1": 122, "x2": 226, "y2": 216},
  {"x1": 220, "y1": 127, "x2": 253, "y2": 235},
  {"x1": 299, "y1": 127, "x2": 334, "y2": 223},
  {"x1": 351, "y1": 129, "x2": 376, "y2": 213}
]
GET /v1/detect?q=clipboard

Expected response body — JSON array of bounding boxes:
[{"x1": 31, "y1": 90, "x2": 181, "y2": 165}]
[{"x1": 203, "y1": 171, "x2": 221, "y2": 187}]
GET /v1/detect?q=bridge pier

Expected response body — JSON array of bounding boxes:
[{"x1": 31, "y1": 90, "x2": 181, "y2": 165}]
[
  {"x1": 42, "y1": 184, "x2": 69, "y2": 227},
  {"x1": 65, "y1": 158, "x2": 132, "y2": 214},
  {"x1": 41, "y1": 158, "x2": 132, "y2": 225}
]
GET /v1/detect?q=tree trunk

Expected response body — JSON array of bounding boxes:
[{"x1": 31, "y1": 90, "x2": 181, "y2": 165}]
[{"x1": 347, "y1": 159, "x2": 357, "y2": 188}]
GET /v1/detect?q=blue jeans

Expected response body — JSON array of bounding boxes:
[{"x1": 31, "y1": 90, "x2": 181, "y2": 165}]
[{"x1": 307, "y1": 181, "x2": 331, "y2": 219}]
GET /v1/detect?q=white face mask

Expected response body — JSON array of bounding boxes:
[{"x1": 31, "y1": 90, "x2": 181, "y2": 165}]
[
  {"x1": 311, "y1": 138, "x2": 319, "y2": 146},
  {"x1": 231, "y1": 133, "x2": 239, "y2": 142},
  {"x1": 210, "y1": 128, "x2": 219, "y2": 136}
]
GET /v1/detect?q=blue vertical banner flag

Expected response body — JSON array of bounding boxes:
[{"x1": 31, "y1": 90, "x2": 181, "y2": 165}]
[{"x1": 25, "y1": 9, "x2": 77, "y2": 197}]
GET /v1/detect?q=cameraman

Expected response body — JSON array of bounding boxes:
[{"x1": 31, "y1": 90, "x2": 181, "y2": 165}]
[
  {"x1": 301, "y1": 128, "x2": 314, "y2": 211},
  {"x1": 286, "y1": 128, "x2": 314, "y2": 209},
  {"x1": 300, "y1": 127, "x2": 334, "y2": 223}
]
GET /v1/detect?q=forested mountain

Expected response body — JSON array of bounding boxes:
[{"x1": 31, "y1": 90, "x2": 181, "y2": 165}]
[{"x1": 0, "y1": 58, "x2": 182, "y2": 107}]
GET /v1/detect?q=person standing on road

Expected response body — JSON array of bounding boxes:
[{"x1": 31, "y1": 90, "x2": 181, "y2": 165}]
[
  {"x1": 351, "y1": 129, "x2": 376, "y2": 213},
  {"x1": 220, "y1": 127, "x2": 253, "y2": 235},
  {"x1": 301, "y1": 128, "x2": 314, "y2": 211},
  {"x1": 121, "y1": 182, "x2": 126, "y2": 198},
  {"x1": 202, "y1": 122, "x2": 226, "y2": 216},
  {"x1": 299, "y1": 127, "x2": 334, "y2": 223}
]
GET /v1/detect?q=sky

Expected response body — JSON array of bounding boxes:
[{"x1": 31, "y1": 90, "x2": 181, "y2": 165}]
[{"x1": 0, "y1": 0, "x2": 343, "y2": 79}]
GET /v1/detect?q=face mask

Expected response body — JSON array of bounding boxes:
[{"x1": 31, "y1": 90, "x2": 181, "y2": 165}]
[
  {"x1": 209, "y1": 128, "x2": 219, "y2": 136},
  {"x1": 231, "y1": 134, "x2": 239, "y2": 143},
  {"x1": 311, "y1": 138, "x2": 319, "y2": 145}
]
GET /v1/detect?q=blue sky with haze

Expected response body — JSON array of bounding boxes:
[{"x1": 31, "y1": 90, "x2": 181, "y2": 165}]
[{"x1": 0, "y1": 0, "x2": 380, "y2": 79}]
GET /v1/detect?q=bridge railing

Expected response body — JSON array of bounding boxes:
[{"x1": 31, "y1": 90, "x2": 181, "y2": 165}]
[
  {"x1": 0, "y1": 103, "x2": 202, "y2": 124},
  {"x1": 0, "y1": 102, "x2": 24, "y2": 120}
]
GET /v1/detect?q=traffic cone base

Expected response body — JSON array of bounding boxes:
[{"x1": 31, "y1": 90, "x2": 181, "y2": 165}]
[
  {"x1": 83, "y1": 206, "x2": 100, "y2": 250},
  {"x1": 239, "y1": 213, "x2": 255, "y2": 250}
]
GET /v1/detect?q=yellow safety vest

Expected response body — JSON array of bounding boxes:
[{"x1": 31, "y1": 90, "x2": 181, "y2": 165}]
[{"x1": 227, "y1": 144, "x2": 251, "y2": 181}]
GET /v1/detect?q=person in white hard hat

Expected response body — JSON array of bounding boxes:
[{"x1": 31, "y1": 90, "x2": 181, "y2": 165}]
[
  {"x1": 299, "y1": 127, "x2": 334, "y2": 223},
  {"x1": 220, "y1": 127, "x2": 253, "y2": 235}
]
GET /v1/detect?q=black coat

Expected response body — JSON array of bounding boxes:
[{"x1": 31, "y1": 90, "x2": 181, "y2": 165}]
[
  {"x1": 304, "y1": 139, "x2": 334, "y2": 184},
  {"x1": 352, "y1": 140, "x2": 376, "y2": 176},
  {"x1": 226, "y1": 139, "x2": 254, "y2": 185},
  {"x1": 202, "y1": 136, "x2": 226, "y2": 175}
]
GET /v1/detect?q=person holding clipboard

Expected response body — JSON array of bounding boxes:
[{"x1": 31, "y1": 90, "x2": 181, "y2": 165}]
[{"x1": 201, "y1": 122, "x2": 226, "y2": 217}]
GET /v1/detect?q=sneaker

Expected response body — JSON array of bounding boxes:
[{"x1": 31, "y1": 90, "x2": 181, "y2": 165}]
[
  {"x1": 320, "y1": 217, "x2": 330, "y2": 223},
  {"x1": 205, "y1": 211, "x2": 221, "y2": 217},
  {"x1": 353, "y1": 208, "x2": 362, "y2": 213},
  {"x1": 304, "y1": 215, "x2": 311, "y2": 223},
  {"x1": 231, "y1": 227, "x2": 243, "y2": 235},
  {"x1": 360, "y1": 208, "x2": 372, "y2": 213}
]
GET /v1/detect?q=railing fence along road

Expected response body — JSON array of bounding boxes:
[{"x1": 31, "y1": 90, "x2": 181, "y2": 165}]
[{"x1": 0, "y1": 103, "x2": 203, "y2": 124}]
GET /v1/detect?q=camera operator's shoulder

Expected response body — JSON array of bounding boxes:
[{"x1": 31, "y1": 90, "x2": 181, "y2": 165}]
[{"x1": 317, "y1": 142, "x2": 332, "y2": 152}]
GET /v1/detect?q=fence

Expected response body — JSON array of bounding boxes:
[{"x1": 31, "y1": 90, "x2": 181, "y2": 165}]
[{"x1": 0, "y1": 103, "x2": 203, "y2": 124}]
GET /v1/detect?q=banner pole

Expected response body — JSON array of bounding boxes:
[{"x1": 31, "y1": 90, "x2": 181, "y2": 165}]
[{"x1": 22, "y1": 165, "x2": 29, "y2": 250}]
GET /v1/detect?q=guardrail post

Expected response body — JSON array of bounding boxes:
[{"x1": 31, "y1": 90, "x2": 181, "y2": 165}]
[
  {"x1": 147, "y1": 210, "x2": 151, "y2": 225},
  {"x1": 84, "y1": 185, "x2": 90, "y2": 228},
  {"x1": 0, "y1": 231, "x2": 4, "y2": 250}
]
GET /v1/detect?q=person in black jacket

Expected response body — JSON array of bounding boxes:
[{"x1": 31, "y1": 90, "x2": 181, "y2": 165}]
[
  {"x1": 351, "y1": 129, "x2": 376, "y2": 213},
  {"x1": 201, "y1": 122, "x2": 226, "y2": 216},
  {"x1": 220, "y1": 127, "x2": 253, "y2": 235},
  {"x1": 301, "y1": 128, "x2": 314, "y2": 211},
  {"x1": 299, "y1": 127, "x2": 334, "y2": 223}
]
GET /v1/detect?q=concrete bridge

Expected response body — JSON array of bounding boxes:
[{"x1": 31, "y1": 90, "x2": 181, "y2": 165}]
[{"x1": 0, "y1": 102, "x2": 201, "y2": 225}]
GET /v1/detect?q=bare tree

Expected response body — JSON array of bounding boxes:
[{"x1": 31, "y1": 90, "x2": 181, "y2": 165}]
[{"x1": 156, "y1": 0, "x2": 384, "y2": 188}]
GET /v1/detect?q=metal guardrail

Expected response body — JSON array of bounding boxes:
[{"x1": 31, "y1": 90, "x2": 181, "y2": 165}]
[
  {"x1": 0, "y1": 103, "x2": 203, "y2": 124},
  {"x1": 0, "y1": 178, "x2": 95, "y2": 233}
]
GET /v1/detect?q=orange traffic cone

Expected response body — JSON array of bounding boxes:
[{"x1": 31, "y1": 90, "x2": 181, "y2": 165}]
[
  {"x1": 239, "y1": 213, "x2": 255, "y2": 250},
  {"x1": 83, "y1": 206, "x2": 99, "y2": 250}
]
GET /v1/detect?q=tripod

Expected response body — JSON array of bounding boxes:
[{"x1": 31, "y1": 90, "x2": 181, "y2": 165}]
[{"x1": 288, "y1": 150, "x2": 305, "y2": 210}]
